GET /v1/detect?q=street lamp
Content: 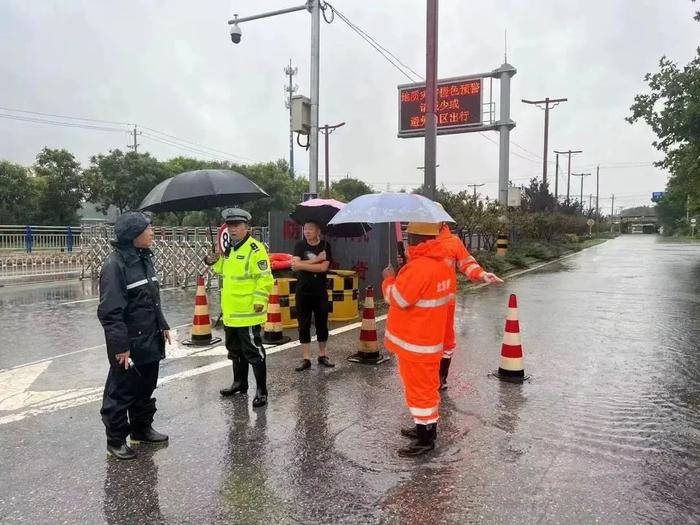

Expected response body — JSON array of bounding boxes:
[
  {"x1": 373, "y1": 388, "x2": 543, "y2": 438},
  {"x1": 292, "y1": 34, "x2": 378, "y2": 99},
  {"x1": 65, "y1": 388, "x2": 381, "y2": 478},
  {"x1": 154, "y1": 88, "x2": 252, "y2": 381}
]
[{"x1": 228, "y1": 1, "x2": 321, "y2": 195}]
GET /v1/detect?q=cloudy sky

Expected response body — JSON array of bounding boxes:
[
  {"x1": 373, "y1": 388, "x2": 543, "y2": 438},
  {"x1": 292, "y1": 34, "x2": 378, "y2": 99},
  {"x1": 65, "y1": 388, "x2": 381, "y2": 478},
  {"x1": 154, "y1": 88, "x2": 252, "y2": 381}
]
[{"x1": 0, "y1": 1, "x2": 697, "y2": 210}]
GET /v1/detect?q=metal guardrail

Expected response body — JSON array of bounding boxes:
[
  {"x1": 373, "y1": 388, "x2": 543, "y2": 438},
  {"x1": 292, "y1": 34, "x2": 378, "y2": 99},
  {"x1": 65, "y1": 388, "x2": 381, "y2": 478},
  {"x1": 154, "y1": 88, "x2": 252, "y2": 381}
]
[{"x1": 0, "y1": 225, "x2": 81, "y2": 253}]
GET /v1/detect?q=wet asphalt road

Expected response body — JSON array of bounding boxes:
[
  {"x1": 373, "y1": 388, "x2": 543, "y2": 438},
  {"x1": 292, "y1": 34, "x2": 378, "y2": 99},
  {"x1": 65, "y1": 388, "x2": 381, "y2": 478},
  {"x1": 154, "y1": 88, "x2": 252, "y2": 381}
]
[{"x1": 0, "y1": 235, "x2": 698, "y2": 524}]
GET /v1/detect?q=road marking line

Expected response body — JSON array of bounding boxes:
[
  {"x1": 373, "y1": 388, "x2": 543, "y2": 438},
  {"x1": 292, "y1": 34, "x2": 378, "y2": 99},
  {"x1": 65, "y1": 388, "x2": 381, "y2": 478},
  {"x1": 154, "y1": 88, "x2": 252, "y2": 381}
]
[{"x1": 59, "y1": 286, "x2": 179, "y2": 305}]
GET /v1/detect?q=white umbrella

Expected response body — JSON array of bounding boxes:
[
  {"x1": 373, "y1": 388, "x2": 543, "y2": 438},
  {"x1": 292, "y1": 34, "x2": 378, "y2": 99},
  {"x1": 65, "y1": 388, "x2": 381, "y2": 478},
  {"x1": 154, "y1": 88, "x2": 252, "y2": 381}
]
[
  {"x1": 327, "y1": 192, "x2": 454, "y2": 266},
  {"x1": 326, "y1": 192, "x2": 454, "y2": 225}
]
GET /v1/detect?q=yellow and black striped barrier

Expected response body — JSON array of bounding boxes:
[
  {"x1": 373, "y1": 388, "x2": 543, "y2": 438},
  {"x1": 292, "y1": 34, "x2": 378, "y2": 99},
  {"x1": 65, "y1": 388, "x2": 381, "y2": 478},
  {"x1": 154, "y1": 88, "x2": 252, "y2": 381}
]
[
  {"x1": 276, "y1": 277, "x2": 298, "y2": 329},
  {"x1": 326, "y1": 270, "x2": 359, "y2": 321},
  {"x1": 496, "y1": 233, "x2": 508, "y2": 257}
]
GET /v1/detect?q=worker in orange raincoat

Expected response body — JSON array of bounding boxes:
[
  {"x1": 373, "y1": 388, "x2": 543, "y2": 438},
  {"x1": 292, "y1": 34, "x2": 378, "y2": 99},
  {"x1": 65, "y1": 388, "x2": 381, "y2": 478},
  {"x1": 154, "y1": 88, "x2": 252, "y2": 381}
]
[
  {"x1": 437, "y1": 223, "x2": 503, "y2": 389},
  {"x1": 382, "y1": 222, "x2": 453, "y2": 457}
]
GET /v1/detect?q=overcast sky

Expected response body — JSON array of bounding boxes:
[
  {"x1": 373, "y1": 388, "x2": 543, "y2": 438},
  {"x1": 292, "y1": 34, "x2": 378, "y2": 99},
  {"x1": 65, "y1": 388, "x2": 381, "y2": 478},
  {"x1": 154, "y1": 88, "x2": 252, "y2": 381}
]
[{"x1": 1, "y1": 0, "x2": 698, "y2": 209}]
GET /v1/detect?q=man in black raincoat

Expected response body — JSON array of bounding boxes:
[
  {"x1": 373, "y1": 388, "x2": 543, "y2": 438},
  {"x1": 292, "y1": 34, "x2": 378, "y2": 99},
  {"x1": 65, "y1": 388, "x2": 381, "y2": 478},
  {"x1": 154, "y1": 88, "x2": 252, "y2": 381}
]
[{"x1": 98, "y1": 212, "x2": 171, "y2": 460}]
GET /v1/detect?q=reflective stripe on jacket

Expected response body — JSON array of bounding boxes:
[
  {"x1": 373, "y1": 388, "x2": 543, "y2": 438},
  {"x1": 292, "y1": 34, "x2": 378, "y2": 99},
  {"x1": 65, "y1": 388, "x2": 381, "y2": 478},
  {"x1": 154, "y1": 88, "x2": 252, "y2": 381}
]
[
  {"x1": 211, "y1": 236, "x2": 274, "y2": 327},
  {"x1": 381, "y1": 238, "x2": 453, "y2": 363},
  {"x1": 439, "y1": 224, "x2": 484, "y2": 285}
]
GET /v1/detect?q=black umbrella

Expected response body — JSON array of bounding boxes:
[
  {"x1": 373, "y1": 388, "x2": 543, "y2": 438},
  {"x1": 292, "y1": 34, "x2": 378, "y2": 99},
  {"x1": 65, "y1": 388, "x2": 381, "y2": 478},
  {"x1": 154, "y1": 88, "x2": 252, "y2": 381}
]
[
  {"x1": 290, "y1": 198, "x2": 371, "y2": 238},
  {"x1": 138, "y1": 169, "x2": 268, "y2": 213}
]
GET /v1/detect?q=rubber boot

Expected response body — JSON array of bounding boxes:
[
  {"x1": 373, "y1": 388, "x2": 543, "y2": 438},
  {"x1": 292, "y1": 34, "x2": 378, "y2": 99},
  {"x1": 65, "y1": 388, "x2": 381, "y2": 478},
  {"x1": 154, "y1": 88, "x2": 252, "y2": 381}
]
[
  {"x1": 400, "y1": 424, "x2": 418, "y2": 439},
  {"x1": 398, "y1": 423, "x2": 436, "y2": 457},
  {"x1": 107, "y1": 442, "x2": 137, "y2": 460},
  {"x1": 220, "y1": 357, "x2": 249, "y2": 397},
  {"x1": 439, "y1": 357, "x2": 451, "y2": 391},
  {"x1": 130, "y1": 425, "x2": 169, "y2": 444},
  {"x1": 251, "y1": 361, "x2": 268, "y2": 408}
]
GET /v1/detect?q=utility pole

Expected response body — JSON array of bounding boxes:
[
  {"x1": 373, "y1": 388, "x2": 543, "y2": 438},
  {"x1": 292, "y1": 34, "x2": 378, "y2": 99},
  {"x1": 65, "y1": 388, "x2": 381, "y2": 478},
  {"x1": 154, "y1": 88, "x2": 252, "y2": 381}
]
[
  {"x1": 554, "y1": 149, "x2": 582, "y2": 204},
  {"x1": 423, "y1": 0, "x2": 439, "y2": 201},
  {"x1": 126, "y1": 125, "x2": 141, "y2": 153},
  {"x1": 521, "y1": 97, "x2": 567, "y2": 187},
  {"x1": 320, "y1": 122, "x2": 345, "y2": 198},
  {"x1": 687, "y1": 194, "x2": 691, "y2": 223},
  {"x1": 466, "y1": 183, "x2": 485, "y2": 200},
  {"x1": 611, "y1": 194, "x2": 615, "y2": 217},
  {"x1": 554, "y1": 152, "x2": 560, "y2": 203},
  {"x1": 571, "y1": 173, "x2": 591, "y2": 211},
  {"x1": 588, "y1": 194, "x2": 592, "y2": 212},
  {"x1": 595, "y1": 165, "x2": 600, "y2": 217},
  {"x1": 284, "y1": 59, "x2": 298, "y2": 175}
]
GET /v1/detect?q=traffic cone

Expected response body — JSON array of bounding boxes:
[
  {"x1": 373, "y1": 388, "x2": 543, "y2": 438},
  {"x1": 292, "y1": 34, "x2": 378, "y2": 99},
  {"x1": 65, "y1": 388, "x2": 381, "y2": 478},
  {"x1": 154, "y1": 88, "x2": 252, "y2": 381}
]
[
  {"x1": 348, "y1": 286, "x2": 389, "y2": 365},
  {"x1": 182, "y1": 274, "x2": 222, "y2": 347},
  {"x1": 493, "y1": 294, "x2": 529, "y2": 382},
  {"x1": 263, "y1": 280, "x2": 291, "y2": 345}
]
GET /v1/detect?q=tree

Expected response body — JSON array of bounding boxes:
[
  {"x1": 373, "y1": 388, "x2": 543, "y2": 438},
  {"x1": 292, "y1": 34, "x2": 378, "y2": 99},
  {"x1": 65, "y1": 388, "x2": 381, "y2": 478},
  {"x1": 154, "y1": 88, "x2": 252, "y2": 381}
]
[
  {"x1": 330, "y1": 177, "x2": 374, "y2": 202},
  {"x1": 85, "y1": 150, "x2": 170, "y2": 215},
  {"x1": 0, "y1": 161, "x2": 35, "y2": 224},
  {"x1": 32, "y1": 148, "x2": 84, "y2": 224},
  {"x1": 627, "y1": 4, "x2": 699, "y2": 232},
  {"x1": 521, "y1": 178, "x2": 557, "y2": 213}
]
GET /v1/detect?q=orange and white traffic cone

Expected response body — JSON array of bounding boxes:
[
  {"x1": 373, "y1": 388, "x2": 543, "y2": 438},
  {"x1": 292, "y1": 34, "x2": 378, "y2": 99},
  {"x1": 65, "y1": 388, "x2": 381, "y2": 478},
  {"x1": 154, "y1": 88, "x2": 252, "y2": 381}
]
[
  {"x1": 182, "y1": 274, "x2": 222, "y2": 347},
  {"x1": 348, "y1": 286, "x2": 389, "y2": 365},
  {"x1": 263, "y1": 280, "x2": 291, "y2": 345},
  {"x1": 494, "y1": 294, "x2": 529, "y2": 382}
]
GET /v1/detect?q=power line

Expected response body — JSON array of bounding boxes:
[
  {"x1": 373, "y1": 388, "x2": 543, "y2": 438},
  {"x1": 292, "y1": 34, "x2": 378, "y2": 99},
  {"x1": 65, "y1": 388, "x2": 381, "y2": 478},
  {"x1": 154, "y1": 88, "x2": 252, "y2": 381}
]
[
  {"x1": 0, "y1": 106, "x2": 260, "y2": 163},
  {"x1": 324, "y1": 4, "x2": 423, "y2": 82},
  {"x1": 0, "y1": 112, "x2": 128, "y2": 133},
  {"x1": 0, "y1": 106, "x2": 131, "y2": 126}
]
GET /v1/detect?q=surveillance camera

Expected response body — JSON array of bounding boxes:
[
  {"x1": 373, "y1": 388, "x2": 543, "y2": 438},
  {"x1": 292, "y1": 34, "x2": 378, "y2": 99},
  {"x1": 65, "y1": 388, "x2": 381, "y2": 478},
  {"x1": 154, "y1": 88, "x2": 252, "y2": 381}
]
[{"x1": 230, "y1": 23, "x2": 242, "y2": 44}]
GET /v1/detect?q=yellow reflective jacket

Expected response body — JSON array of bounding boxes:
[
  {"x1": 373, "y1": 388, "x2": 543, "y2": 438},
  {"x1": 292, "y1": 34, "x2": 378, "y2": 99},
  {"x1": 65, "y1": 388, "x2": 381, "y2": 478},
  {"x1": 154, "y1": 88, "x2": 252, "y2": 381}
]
[{"x1": 211, "y1": 235, "x2": 273, "y2": 327}]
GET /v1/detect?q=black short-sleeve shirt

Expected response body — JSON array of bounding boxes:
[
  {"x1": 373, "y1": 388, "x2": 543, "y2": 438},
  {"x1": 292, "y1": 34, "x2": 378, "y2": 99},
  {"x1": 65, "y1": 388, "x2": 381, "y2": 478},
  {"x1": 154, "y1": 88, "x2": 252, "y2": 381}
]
[{"x1": 293, "y1": 240, "x2": 332, "y2": 296}]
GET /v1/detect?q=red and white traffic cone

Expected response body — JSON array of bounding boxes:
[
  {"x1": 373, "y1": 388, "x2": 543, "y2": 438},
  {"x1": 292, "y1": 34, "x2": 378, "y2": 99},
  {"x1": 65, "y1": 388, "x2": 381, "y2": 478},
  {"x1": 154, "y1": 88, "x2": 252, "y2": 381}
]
[
  {"x1": 263, "y1": 280, "x2": 291, "y2": 345},
  {"x1": 494, "y1": 294, "x2": 529, "y2": 382},
  {"x1": 348, "y1": 286, "x2": 389, "y2": 365},
  {"x1": 182, "y1": 274, "x2": 222, "y2": 346}
]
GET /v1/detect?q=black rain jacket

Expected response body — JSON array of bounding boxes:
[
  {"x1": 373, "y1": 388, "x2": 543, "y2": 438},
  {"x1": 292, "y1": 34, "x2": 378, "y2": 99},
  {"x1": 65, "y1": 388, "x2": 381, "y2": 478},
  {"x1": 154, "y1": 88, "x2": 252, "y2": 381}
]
[{"x1": 97, "y1": 242, "x2": 169, "y2": 366}]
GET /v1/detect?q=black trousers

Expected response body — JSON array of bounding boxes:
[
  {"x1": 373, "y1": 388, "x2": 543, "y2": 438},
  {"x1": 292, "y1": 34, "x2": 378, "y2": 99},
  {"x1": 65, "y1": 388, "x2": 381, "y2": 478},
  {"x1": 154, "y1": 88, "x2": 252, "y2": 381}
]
[
  {"x1": 100, "y1": 362, "x2": 159, "y2": 446},
  {"x1": 224, "y1": 325, "x2": 266, "y2": 365},
  {"x1": 296, "y1": 292, "x2": 329, "y2": 344}
]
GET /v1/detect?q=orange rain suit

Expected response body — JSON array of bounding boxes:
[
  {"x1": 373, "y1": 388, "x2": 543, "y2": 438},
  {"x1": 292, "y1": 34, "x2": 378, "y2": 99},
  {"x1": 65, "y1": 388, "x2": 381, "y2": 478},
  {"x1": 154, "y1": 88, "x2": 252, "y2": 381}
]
[
  {"x1": 382, "y1": 239, "x2": 453, "y2": 425},
  {"x1": 438, "y1": 224, "x2": 485, "y2": 358}
]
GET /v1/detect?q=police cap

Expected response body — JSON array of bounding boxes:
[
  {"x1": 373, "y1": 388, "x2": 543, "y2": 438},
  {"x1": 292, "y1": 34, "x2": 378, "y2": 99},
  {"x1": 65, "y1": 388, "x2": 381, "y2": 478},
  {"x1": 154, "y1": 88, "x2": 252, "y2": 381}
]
[{"x1": 222, "y1": 208, "x2": 252, "y2": 224}]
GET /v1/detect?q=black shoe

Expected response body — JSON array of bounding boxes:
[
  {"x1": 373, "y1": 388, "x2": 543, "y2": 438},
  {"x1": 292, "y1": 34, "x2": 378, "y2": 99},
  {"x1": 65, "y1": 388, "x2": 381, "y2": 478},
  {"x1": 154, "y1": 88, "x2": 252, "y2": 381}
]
[
  {"x1": 398, "y1": 423, "x2": 436, "y2": 457},
  {"x1": 107, "y1": 443, "x2": 137, "y2": 460},
  {"x1": 252, "y1": 390, "x2": 268, "y2": 408},
  {"x1": 317, "y1": 356, "x2": 335, "y2": 368},
  {"x1": 220, "y1": 359, "x2": 249, "y2": 396},
  {"x1": 439, "y1": 357, "x2": 451, "y2": 391},
  {"x1": 295, "y1": 359, "x2": 311, "y2": 372},
  {"x1": 400, "y1": 426, "x2": 418, "y2": 439},
  {"x1": 220, "y1": 381, "x2": 249, "y2": 396},
  {"x1": 130, "y1": 426, "x2": 169, "y2": 444}
]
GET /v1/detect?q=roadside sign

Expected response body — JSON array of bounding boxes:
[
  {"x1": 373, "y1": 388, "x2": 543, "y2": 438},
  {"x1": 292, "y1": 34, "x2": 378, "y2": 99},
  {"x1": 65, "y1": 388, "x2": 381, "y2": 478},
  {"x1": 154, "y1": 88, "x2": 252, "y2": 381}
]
[
  {"x1": 692, "y1": 218, "x2": 697, "y2": 225},
  {"x1": 651, "y1": 192, "x2": 665, "y2": 203},
  {"x1": 303, "y1": 192, "x2": 318, "y2": 202},
  {"x1": 217, "y1": 224, "x2": 230, "y2": 254},
  {"x1": 398, "y1": 76, "x2": 483, "y2": 138},
  {"x1": 587, "y1": 219, "x2": 595, "y2": 227}
]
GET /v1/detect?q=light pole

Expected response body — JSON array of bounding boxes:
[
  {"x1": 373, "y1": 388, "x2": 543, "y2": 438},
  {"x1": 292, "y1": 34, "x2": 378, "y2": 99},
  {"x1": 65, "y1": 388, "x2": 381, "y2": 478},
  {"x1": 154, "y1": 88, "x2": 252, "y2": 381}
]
[{"x1": 228, "y1": 1, "x2": 321, "y2": 194}]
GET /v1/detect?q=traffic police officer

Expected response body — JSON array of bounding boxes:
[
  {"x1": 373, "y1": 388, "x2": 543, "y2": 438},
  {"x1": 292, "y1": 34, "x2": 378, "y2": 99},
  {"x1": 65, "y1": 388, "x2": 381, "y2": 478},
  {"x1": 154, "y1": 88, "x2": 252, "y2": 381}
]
[
  {"x1": 205, "y1": 208, "x2": 274, "y2": 408},
  {"x1": 98, "y1": 211, "x2": 170, "y2": 460}
]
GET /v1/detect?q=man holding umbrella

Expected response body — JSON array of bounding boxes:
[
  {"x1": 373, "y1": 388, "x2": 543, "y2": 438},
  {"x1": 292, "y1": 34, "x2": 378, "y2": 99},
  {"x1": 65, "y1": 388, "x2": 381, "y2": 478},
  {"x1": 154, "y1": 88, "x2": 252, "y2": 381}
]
[{"x1": 205, "y1": 208, "x2": 273, "y2": 408}]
